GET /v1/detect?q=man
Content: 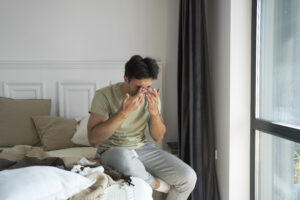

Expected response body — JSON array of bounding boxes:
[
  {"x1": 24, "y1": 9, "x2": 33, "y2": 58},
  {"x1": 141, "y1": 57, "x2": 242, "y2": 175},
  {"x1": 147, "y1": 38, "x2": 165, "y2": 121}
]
[{"x1": 88, "y1": 55, "x2": 197, "y2": 200}]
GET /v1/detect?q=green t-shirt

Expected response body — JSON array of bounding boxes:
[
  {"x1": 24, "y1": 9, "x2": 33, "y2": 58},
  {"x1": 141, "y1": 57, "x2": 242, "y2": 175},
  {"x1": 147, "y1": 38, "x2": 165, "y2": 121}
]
[{"x1": 89, "y1": 82, "x2": 161, "y2": 150}]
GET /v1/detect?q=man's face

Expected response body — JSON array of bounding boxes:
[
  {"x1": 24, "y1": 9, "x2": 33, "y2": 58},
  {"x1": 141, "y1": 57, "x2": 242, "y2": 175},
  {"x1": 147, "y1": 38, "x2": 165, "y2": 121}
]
[{"x1": 125, "y1": 77, "x2": 153, "y2": 96}]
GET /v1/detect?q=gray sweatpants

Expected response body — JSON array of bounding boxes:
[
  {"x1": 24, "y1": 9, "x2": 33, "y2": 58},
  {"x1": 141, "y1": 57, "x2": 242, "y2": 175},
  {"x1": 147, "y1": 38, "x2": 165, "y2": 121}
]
[{"x1": 98, "y1": 143, "x2": 197, "y2": 200}]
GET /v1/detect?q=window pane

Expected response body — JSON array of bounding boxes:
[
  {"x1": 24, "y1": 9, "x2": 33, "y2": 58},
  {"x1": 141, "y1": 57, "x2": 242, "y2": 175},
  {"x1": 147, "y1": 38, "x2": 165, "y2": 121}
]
[
  {"x1": 255, "y1": 131, "x2": 300, "y2": 200},
  {"x1": 257, "y1": 0, "x2": 300, "y2": 127}
]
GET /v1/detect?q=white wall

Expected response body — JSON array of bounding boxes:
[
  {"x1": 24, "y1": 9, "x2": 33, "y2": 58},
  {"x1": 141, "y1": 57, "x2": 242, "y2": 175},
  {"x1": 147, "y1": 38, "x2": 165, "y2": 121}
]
[
  {"x1": 163, "y1": 0, "x2": 180, "y2": 144},
  {"x1": 229, "y1": 0, "x2": 251, "y2": 199},
  {"x1": 0, "y1": 0, "x2": 180, "y2": 143},
  {"x1": 0, "y1": 0, "x2": 168, "y2": 60},
  {"x1": 206, "y1": 0, "x2": 251, "y2": 200},
  {"x1": 206, "y1": 0, "x2": 231, "y2": 199}
]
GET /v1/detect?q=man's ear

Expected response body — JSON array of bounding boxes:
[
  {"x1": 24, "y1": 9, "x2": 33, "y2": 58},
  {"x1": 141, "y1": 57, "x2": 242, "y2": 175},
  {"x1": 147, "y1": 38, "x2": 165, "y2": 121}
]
[{"x1": 124, "y1": 76, "x2": 129, "y2": 83}]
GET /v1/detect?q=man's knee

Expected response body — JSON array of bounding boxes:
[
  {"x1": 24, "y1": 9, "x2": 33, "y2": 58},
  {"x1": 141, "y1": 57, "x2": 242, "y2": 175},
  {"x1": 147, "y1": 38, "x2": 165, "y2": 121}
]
[
  {"x1": 186, "y1": 168, "x2": 197, "y2": 188},
  {"x1": 175, "y1": 166, "x2": 197, "y2": 192}
]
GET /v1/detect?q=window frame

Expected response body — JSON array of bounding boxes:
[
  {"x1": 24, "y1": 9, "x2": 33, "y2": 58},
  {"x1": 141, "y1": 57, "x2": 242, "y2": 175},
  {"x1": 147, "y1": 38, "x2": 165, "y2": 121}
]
[{"x1": 250, "y1": 0, "x2": 300, "y2": 199}]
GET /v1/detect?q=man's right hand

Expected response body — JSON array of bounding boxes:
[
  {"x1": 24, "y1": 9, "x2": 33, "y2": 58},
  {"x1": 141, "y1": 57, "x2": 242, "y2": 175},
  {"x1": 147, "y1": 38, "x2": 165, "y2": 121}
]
[{"x1": 120, "y1": 89, "x2": 145, "y2": 117}]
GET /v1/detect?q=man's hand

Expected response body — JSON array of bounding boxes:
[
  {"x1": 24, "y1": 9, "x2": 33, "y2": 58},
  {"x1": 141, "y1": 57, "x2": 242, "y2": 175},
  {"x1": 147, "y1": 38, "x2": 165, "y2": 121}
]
[
  {"x1": 145, "y1": 88, "x2": 160, "y2": 116},
  {"x1": 146, "y1": 88, "x2": 166, "y2": 142},
  {"x1": 120, "y1": 89, "x2": 145, "y2": 117}
]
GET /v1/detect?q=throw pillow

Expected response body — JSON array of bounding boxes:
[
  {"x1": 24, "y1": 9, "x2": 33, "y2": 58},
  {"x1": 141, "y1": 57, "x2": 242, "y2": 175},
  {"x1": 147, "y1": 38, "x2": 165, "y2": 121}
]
[
  {"x1": 32, "y1": 116, "x2": 79, "y2": 151},
  {"x1": 0, "y1": 97, "x2": 51, "y2": 147},
  {"x1": 71, "y1": 116, "x2": 90, "y2": 146}
]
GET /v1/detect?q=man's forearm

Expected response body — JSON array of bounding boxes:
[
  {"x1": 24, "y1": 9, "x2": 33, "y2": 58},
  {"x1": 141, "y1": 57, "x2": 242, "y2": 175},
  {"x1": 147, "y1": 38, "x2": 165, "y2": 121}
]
[
  {"x1": 149, "y1": 114, "x2": 166, "y2": 142},
  {"x1": 88, "y1": 110, "x2": 127, "y2": 147}
]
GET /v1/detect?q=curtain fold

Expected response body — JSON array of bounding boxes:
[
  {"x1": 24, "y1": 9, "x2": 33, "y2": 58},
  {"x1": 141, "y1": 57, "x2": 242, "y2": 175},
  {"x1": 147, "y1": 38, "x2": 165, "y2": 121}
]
[{"x1": 177, "y1": 0, "x2": 220, "y2": 199}]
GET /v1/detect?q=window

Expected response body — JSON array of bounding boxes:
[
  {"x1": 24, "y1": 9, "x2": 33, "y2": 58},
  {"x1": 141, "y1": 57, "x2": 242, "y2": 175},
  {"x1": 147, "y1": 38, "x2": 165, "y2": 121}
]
[{"x1": 251, "y1": 0, "x2": 300, "y2": 200}]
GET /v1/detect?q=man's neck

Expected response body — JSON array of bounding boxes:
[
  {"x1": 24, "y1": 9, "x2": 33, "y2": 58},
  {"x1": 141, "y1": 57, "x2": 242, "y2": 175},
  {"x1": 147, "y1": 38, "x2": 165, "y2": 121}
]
[{"x1": 120, "y1": 83, "x2": 128, "y2": 96}]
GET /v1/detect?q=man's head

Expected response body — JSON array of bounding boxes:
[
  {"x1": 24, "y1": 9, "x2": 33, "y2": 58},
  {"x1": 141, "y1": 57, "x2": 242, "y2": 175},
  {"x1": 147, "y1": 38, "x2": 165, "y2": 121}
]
[{"x1": 124, "y1": 55, "x2": 159, "y2": 96}]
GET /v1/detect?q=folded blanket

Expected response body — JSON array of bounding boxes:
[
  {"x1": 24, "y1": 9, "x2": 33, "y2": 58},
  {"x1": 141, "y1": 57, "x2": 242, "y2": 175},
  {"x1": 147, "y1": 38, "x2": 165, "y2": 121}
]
[
  {"x1": 0, "y1": 145, "x2": 60, "y2": 171},
  {"x1": 0, "y1": 145, "x2": 49, "y2": 161},
  {"x1": 0, "y1": 145, "x2": 95, "y2": 169}
]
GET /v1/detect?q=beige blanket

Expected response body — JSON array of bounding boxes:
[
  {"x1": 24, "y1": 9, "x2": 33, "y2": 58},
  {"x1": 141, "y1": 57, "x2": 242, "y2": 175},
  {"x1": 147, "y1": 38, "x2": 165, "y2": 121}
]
[{"x1": 0, "y1": 145, "x2": 49, "y2": 161}]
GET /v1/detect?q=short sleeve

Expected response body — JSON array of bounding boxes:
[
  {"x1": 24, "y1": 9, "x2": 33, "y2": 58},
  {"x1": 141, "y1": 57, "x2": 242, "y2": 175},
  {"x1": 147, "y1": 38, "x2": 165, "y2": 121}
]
[{"x1": 89, "y1": 91, "x2": 110, "y2": 119}]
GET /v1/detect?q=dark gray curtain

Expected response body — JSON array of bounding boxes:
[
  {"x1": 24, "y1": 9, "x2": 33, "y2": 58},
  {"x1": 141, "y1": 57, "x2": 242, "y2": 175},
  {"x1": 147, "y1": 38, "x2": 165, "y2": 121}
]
[{"x1": 177, "y1": 0, "x2": 220, "y2": 200}]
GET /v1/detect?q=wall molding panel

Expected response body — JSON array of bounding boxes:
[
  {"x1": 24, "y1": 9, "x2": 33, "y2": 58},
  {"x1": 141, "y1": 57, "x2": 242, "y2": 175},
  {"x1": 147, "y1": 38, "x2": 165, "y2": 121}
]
[
  {"x1": 58, "y1": 81, "x2": 100, "y2": 118},
  {"x1": 3, "y1": 82, "x2": 46, "y2": 99}
]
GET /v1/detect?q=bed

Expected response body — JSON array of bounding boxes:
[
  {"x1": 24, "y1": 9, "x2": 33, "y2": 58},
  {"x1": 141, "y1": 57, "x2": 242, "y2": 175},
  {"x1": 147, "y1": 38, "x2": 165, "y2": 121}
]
[
  {"x1": 0, "y1": 61, "x2": 166, "y2": 200},
  {"x1": 0, "y1": 97, "x2": 167, "y2": 200}
]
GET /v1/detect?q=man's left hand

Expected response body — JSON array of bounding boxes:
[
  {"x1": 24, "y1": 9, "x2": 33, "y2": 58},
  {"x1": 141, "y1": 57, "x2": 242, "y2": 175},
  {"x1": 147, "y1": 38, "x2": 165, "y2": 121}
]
[{"x1": 145, "y1": 88, "x2": 160, "y2": 116}]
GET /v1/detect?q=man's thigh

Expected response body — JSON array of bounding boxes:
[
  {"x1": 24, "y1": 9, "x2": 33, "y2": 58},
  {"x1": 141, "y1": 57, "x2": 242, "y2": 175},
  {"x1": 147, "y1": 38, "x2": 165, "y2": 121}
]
[
  {"x1": 99, "y1": 147, "x2": 156, "y2": 187},
  {"x1": 100, "y1": 147, "x2": 140, "y2": 171},
  {"x1": 135, "y1": 143, "x2": 194, "y2": 185}
]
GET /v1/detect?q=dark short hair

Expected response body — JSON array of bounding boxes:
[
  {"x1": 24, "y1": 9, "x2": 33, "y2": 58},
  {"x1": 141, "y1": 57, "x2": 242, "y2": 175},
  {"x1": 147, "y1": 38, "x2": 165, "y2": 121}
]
[{"x1": 125, "y1": 55, "x2": 159, "y2": 81}]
